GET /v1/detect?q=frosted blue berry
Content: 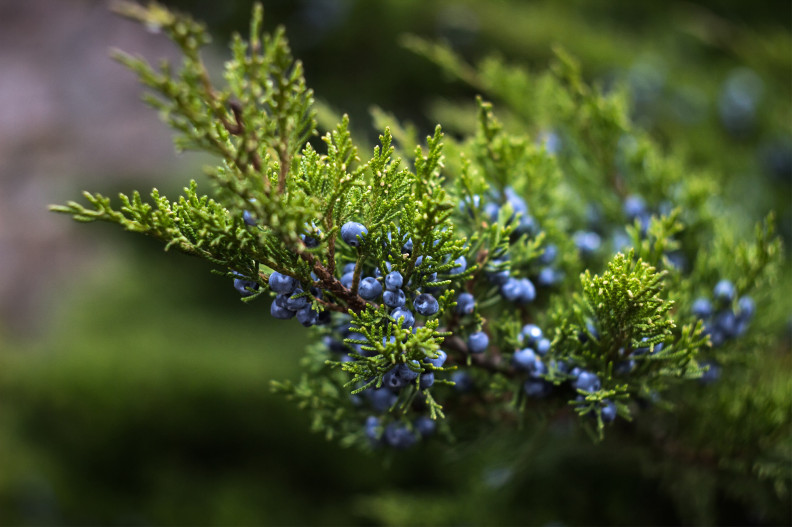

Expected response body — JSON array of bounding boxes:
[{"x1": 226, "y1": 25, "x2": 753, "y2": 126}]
[
  {"x1": 518, "y1": 278, "x2": 536, "y2": 303},
  {"x1": 512, "y1": 348, "x2": 537, "y2": 371},
  {"x1": 738, "y1": 295, "x2": 755, "y2": 320},
  {"x1": 699, "y1": 360, "x2": 721, "y2": 384},
  {"x1": 390, "y1": 307, "x2": 415, "y2": 328},
  {"x1": 500, "y1": 277, "x2": 523, "y2": 301},
  {"x1": 358, "y1": 277, "x2": 383, "y2": 300},
  {"x1": 449, "y1": 255, "x2": 467, "y2": 275},
  {"x1": 456, "y1": 292, "x2": 475, "y2": 315},
  {"x1": 385, "y1": 271, "x2": 403, "y2": 290},
  {"x1": 414, "y1": 416, "x2": 436, "y2": 437},
  {"x1": 242, "y1": 210, "x2": 257, "y2": 226},
  {"x1": 419, "y1": 372, "x2": 435, "y2": 389},
  {"x1": 383, "y1": 289, "x2": 406, "y2": 308},
  {"x1": 271, "y1": 296, "x2": 296, "y2": 319},
  {"x1": 521, "y1": 324, "x2": 543, "y2": 344},
  {"x1": 538, "y1": 244, "x2": 558, "y2": 265},
  {"x1": 383, "y1": 368, "x2": 407, "y2": 390},
  {"x1": 574, "y1": 230, "x2": 601, "y2": 255},
  {"x1": 623, "y1": 195, "x2": 647, "y2": 220},
  {"x1": 692, "y1": 297, "x2": 713, "y2": 319},
  {"x1": 269, "y1": 271, "x2": 296, "y2": 294},
  {"x1": 365, "y1": 387, "x2": 397, "y2": 413},
  {"x1": 342, "y1": 262, "x2": 357, "y2": 274},
  {"x1": 233, "y1": 275, "x2": 259, "y2": 297},
  {"x1": 574, "y1": 371, "x2": 601, "y2": 393},
  {"x1": 296, "y1": 306, "x2": 319, "y2": 327},
  {"x1": 468, "y1": 331, "x2": 489, "y2": 354},
  {"x1": 451, "y1": 371, "x2": 474, "y2": 392},
  {"x1": 537, "y1": 266, "x2": 560, "y2": 287},
  {"x1": 384, "y1": 422, "x2": 417, "y2": 449},
  {"x1": 536, "y1": 338, "x2": 551, "y2": 356},
  {"x1": 397, "y1": 362, "x2": 420, "y2": 383},
  {"x1": 340, "y1": 221, "x2": 368, "y2": 248},
  {"x1": 483, "y1": 202, "x2": 500, "y2": 222},
  {"x1": 424, "y1": 349, "x2": 447, "y2": 368},
  {"x1": 373, "y1": 262, "x2": 392, "y2": 278},
  {"x1": 413, "y1": 293, "x2": 439, "y2": 316},
  {"x1": 340, "y1": 271, "x2": 355, "y2": 289},
  {"x1": 713, "y1": 279, "x2": 736, "y2": 303},
  {"x1": 285, "y1": 288, "x2": 310, "y2": 311},
  {"x1": 523, "y1": 378, "x2": 550, "y2": 398},
  {"x1": 601, "y1": 400, "x2": 617, "y2": 423},
  {"x1": 401, "y1": 238, "x2": 414, "y2": 254},
  {"x1": 301, "y1": 233, "x2": 319, "y2": 248},
  {"x1": 364, "y1": 416, "x2": 381, "y2": 444}
]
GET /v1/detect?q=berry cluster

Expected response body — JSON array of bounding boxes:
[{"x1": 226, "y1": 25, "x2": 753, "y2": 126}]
[{"x1": 691, "y1": 279, "x2": 755, "y2": 382}]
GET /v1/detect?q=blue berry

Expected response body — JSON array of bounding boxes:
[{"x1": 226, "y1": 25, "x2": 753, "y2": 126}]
[
  {"x1": 456, "y1": 292, "x2": 475, "y2": 315},
  {"x1": 521, "y1": 324, "x2": 543, "y2": 344},
  {"x1": 574, "y1": 231, "x2": 601, "y2": 255},
  {"x1": 301, "y1": 233, "x2": 320, "y2": 248},
  {"x1": 623, "y1": 195, "x2": 647, "y2": 221},
  {"x1": 364, "y1": 416, "x2": 381, "y2": 444},
  {"x1": 401, "y1": 238, "x2": 414, "y2": 254},
  {"x1": 397, "y1": 362, "x2": 420, "y2": 383},
  {"x1": 512, "y1": 348, "x2": 537, "y2": 371},
  {"x1": 383, "y1": 289, "x2": 406, "y2": 308},
  {"x1": 692, "y1": 297, "x2": 714, "y2": 319},
  {"x1": 233, "y1": 276, "x2": 259, "y2": 297},
  {"x1": 271, "y1": 296, "x2": 296, "y2": 319},
  {"x1": 449, "y1": 255, "x2": 467, "y2": 275},
  {"x1": 738, "y1": 295, "x2": 755, "y2": 320},
  {"x1": 342, "y1": 262, "x2": 357, "y2": 274},
  {"x1": 340, "y1": 221, "x2": 368, "y2": 247},
  {"x1": 383, "y1": 368, "x2": 407, "y2": 390},
  {"x1": 468, "y1": 331, "x2": 489, "y2": 354},
  {"x1": 459, "y1": 194, "x2": 481, "y2": 217},
  {"x1": 518, "y1": 278, "x2": 536, "y2": 303},
  {"x1": 384, "y1": 422, "x2": 417, "y2": 449},
  {"x1": 713, "y1": 279, "x2": 736, "y2": 303},
  {"x1": 615, "y1": 359, "x2": 636, "y2": 375},
  {"x1": 537, "y1": 266, "x2": 560, "y2": 287},
  {"x1": 413, "y1": 293, "x2": 439, "y2": 316},
  {"x1": 699, "y1": 360, "x2": 721, "y2": 384},
  {"x1": 500, "y1": 277, "x2": 523, "y2": 301},
  {"x1": 424, "y1": 349, "x2": 447, "y2": 368},
  {"x1": 536, "y1": 338, "x2": 551, "y2": 356},
  {"x1": 269, "y1": 271, "x2": 296, "y2": 294},
  {"x1": 385, "y1": 271, "x2": 403, "y2": 290},
  {"x1": 523, "y1": 378, "x2": 550, "y2": 397},
  {"x1": 242, "y1": 210, "x2": 257, "y2": 226},
  {"x1": 285, "y1": 288, "x2": 310, "y2": 311},
  {"x1": 365, "y1": 387, "x2": 397, "y2": 412},
  {"x1": 414, "y1": 416, "x2": 436, "y2": 437},
  {"x1": 451, "y1": 371, "x2": 474, "y2": 392},
  {"x1": 483, "y1": 202, "x2": 500, "y2": 222},
  {"x1": 600, "y1": 400, "x2": 617, "y2": 423},
  {"x1": 419, "y1": 372, "x2": 435, "y2": 389},
  {"x1": 373, "y1": 262, "x2": 392, "y2": 278},
  {"x1": 340, "y1": 271, "x2": 355, "y2": 289},
  {"x1": 390, "y1": 307, "x2": 415, "y2": 328},
  {"x1": 296, "y1": 306, "x2": 319, "y2": 327},
  {"x1": 538, "y1": 244, "x2": 558, "y2": 265},
  {"x1": 574, "y1": 371, "x2": 601, "y2": 393},
  {"x1": 358, "y1": 277, "x2": 383, "y2": 300}
]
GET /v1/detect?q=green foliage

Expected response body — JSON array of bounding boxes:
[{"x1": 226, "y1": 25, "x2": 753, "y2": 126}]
[{"x1": 47, "y1": 2, "x2": 789, "y2": 523}]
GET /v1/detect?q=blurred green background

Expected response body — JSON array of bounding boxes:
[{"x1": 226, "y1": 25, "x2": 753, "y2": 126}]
[{"x1": 1, "y1": 0, "x2": 789, "y2": 524}]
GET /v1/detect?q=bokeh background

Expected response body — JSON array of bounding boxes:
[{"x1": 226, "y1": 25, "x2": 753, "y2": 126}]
[{"x1": 1, "y1": 0, "x2": 790, "y2": 524}]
